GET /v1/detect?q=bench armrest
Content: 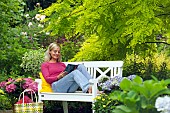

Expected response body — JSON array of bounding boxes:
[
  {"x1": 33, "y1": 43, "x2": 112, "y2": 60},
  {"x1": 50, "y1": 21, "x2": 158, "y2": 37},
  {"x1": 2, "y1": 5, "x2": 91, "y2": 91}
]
[{"x1": 89, "y1": 79, "x2": 98, "y2": 84}]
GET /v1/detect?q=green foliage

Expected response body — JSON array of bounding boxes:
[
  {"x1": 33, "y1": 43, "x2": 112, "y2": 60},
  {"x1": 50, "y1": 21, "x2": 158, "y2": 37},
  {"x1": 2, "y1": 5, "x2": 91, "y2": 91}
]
[
  {"x1": 123, "y1": 52, "x2": 170, "y2": 80},
  {"x1": 70, "y1": 34, "x2": 126, "y2": 61},
  {"x1": 41, "y1": 0, "x2": 170, "y2": 61},
  {"x1": 94, "y1": 76, "x2": 170, "y2": 113},
  {"x1": 0, "y1": 36, "x2": 28, "y2": 75},
  {"x1": 0, "y1": 0, "x2": 25, "y2": 29},
  {"x1": 0, "y1": 95, "x2": 12, "y2": 110},
  {"x1": 0, "y1": 2, "x2": 50, "y2": 75},
  {"x1": 0, "y1": 0, "x2": 26, "y2": 75},
  {"x1": 20, "y1": 48, "x2": 45, "y2": 77},
  {"x1": 61, "y1": 41, "x2": 82, "y2": 61},
  {"x1": 17, "y1": 6, "x2": 55, "y2": 48},
  {"x1": 109, "y1": 76, "x2": 170, "y2": 113}
]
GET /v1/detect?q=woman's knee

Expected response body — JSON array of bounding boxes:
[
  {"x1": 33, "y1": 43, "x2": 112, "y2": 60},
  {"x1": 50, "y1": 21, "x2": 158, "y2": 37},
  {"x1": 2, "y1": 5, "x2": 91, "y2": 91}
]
[
  {"x1": 72, "y1": 70, "x2": 81, "y2": 74},
  {"x1": 77, "y1": 64, "x2": 85, "y2": 70}
]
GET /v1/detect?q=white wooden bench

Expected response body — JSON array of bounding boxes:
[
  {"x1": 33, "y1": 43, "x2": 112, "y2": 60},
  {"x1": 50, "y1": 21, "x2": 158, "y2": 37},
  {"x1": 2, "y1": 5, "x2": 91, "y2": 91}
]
[{"x1": 35, "y1": 61, "x2": 123, "y2": 113}]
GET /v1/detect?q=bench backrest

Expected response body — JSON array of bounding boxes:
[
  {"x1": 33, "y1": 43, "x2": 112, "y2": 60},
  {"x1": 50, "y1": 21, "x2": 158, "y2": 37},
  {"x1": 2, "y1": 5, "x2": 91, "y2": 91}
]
[{"x1": 64, "y1": 61, "x2": 123, "y2": 81}]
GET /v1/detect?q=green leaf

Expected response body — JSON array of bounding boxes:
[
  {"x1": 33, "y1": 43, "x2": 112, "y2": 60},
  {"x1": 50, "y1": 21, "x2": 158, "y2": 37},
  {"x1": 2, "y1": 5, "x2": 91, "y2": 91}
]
[
  {"x1": 164, "y1": 79, "x2": 170, "y2": 86},
  {"x1": 120, "y1": 78, "x2": 132, "y2": 91},
  {"x1": 140, "y1": 95, "x2": 148, "y2": 109},
  {"x1": 116, "y1": 105, "x2": 132, "y2": 113},
  {"x1": 132, "y1": 76, "x2": 143, "y2": 84}
]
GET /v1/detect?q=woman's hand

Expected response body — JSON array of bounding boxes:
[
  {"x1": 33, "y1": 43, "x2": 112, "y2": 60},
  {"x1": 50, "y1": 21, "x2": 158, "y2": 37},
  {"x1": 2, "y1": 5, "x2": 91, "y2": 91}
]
[{"x1": 58, "y1": 71, "x2": 68, "y2": 80}]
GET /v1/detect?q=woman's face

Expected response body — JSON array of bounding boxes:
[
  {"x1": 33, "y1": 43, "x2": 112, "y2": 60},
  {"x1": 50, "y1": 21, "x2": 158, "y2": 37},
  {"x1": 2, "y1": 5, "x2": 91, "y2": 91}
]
[{"x1": 49, "y1": 46, "x2": 61, "y2": 60}]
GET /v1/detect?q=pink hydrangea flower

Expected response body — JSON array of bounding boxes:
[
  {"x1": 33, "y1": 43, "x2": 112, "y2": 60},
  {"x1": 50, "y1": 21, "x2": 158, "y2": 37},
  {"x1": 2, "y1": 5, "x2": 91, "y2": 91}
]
[
  {"x1": 6, "y1": 84, "x2": 16, "y2": 93},
  {"x1": 22, "y1": 78, "x2": 34, "y2": 89},
  {"x1": 0, "y1": 81, "x2": 6, "y2": 88},
  {"x1": 28, "y1": 82, "x2": 38, "y2": 92},
  {"x1": 7, "y1": 78, "x2": 14, "y2": 82}
]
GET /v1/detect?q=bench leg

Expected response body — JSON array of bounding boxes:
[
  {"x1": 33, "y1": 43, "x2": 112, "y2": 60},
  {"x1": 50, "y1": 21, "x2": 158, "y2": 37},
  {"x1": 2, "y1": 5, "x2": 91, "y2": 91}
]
[
  {"x1": 62, "y1": 101, "x2": 68, "y2": 113},
  {"x1": 92, "y1": 103, "x2": 95, "y2": 113}
]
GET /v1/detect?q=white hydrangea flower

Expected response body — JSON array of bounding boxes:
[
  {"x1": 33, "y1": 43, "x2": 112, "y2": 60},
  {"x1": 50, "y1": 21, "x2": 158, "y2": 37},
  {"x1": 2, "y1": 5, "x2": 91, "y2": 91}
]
[{"x1": 155, "y1": 96, "x2": 170, "y2": 113}]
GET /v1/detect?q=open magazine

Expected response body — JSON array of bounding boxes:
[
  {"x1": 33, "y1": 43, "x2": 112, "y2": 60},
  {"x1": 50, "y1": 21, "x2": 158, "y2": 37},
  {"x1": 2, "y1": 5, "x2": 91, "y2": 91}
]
[{"x1": 64, "y1": 64, "x2": 78, "y2": 73}]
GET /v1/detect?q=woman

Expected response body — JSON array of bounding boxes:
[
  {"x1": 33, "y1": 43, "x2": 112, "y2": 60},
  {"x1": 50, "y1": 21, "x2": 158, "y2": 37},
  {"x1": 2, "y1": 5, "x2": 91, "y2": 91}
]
[{"x1": 41, "y1": 42, "x2": 92, "y2": 93}]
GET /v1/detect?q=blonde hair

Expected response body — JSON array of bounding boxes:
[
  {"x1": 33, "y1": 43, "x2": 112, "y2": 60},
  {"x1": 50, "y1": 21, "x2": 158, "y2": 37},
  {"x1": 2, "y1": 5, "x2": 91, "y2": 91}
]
[{"x1": 44, "y1": 42, "x2": 61, "y2": 62}]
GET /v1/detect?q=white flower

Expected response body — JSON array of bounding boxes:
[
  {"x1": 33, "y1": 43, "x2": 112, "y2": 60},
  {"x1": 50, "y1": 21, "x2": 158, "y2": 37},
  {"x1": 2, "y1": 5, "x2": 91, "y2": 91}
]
[
  {"x1": 21, "y1": 32, "x2": 27, "y2": 36},
  {"x1": 98, "y1": 76, "x2": 110, "y2": 83},
  {"x1": 38, "y1": 24, "x2": 44, "y2": 28},
  {"x1": 35, "y1": 14, "x2": 46, "y2": 21},
  {"x1": 25, "y1": 14, "x2": 29, "y2": 17},
  {"x1": 46, "y1": 32, "x2": 50, "y2": 35},
  {"x1": 28, "y1": 22, "x2": 33, "y2": 27},
  {"x1": 39, "y1": 15, "x2": 46, "y2": 21},
  {"x1": 155, "y1": 96, "x2": 170, "y2": 113},
  {"x1": 35, "y1": 14, "x2": 41, "y2": 21},
  {"x1": 36, "y1": 3, "x2": 40, "y2": 6}
]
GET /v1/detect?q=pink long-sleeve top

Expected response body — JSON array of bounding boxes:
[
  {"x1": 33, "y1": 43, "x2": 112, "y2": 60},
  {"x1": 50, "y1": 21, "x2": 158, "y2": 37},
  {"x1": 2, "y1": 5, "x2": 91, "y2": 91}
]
[{"x1": 41, "y1": 62, "x2": 66, "y2": 84}]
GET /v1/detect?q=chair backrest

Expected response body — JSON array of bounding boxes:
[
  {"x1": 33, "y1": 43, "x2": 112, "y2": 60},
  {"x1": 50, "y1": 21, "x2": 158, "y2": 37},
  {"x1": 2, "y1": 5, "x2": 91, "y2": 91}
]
[{"x1": 64, "y1": 61, "x2": 123, "y2": 81}]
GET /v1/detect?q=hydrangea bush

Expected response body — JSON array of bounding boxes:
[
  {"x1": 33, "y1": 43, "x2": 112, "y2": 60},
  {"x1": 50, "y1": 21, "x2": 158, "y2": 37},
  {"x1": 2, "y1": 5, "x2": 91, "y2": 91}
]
[
  {"x1": 0, "y1": 77, "x2": 38, "y2": 104},
  {"x1": 94, "y1": 76, "x2": 170, "y2": 113},
  {"x1": 98, "y1": 75, "x2": 137, "y2": 92}
]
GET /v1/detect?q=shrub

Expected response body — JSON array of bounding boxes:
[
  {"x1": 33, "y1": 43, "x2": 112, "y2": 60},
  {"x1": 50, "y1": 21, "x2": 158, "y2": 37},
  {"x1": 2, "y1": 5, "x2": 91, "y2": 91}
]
[
  {"x1": 61, "y1": 41, "x2": 82, "y2": 62},
  {"x1": 98, "y1": 75, "x2": 137, "y2": 93},
  {"x1": 20, "y1": 48, "x2": 45, "y2": 77},
  {"x1": 123, "y1": 52, "x2": 170, "y2": 80},
  {"x1": 93, "y1": 93, "x2": 119, "y2": 113},
  {"x1": 0, "y1": 95, "x2": 12, "y2": 110}
]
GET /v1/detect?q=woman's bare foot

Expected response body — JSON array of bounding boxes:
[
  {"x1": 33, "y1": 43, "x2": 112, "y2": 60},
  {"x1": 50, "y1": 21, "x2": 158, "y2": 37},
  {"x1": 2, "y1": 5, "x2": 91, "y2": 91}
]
[
  {"x1": 97, "y1": 90, "x2": 103, "y2": 94},
  {"x1": 88, "y1": 86, "x2": 92, "y2": 93},
  {"x1": 88, "y1": 86, "x2": 103, "y2": 94}
]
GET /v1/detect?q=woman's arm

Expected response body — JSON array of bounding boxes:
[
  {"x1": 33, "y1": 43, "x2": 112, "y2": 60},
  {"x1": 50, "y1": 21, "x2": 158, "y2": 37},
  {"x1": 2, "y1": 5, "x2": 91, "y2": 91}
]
[{"x1": 41, "y1": 63, "x2": 58, "y2": 84}]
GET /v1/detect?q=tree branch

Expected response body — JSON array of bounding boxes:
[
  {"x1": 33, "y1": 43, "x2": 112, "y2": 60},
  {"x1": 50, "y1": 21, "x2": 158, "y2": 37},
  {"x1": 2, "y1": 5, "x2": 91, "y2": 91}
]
[
  {"x1": 156, "y1": 13, "x2": 170, "y2": 17},
  {"x1": 144, "y1": 41, "x2": 170, "y2": 45}
]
